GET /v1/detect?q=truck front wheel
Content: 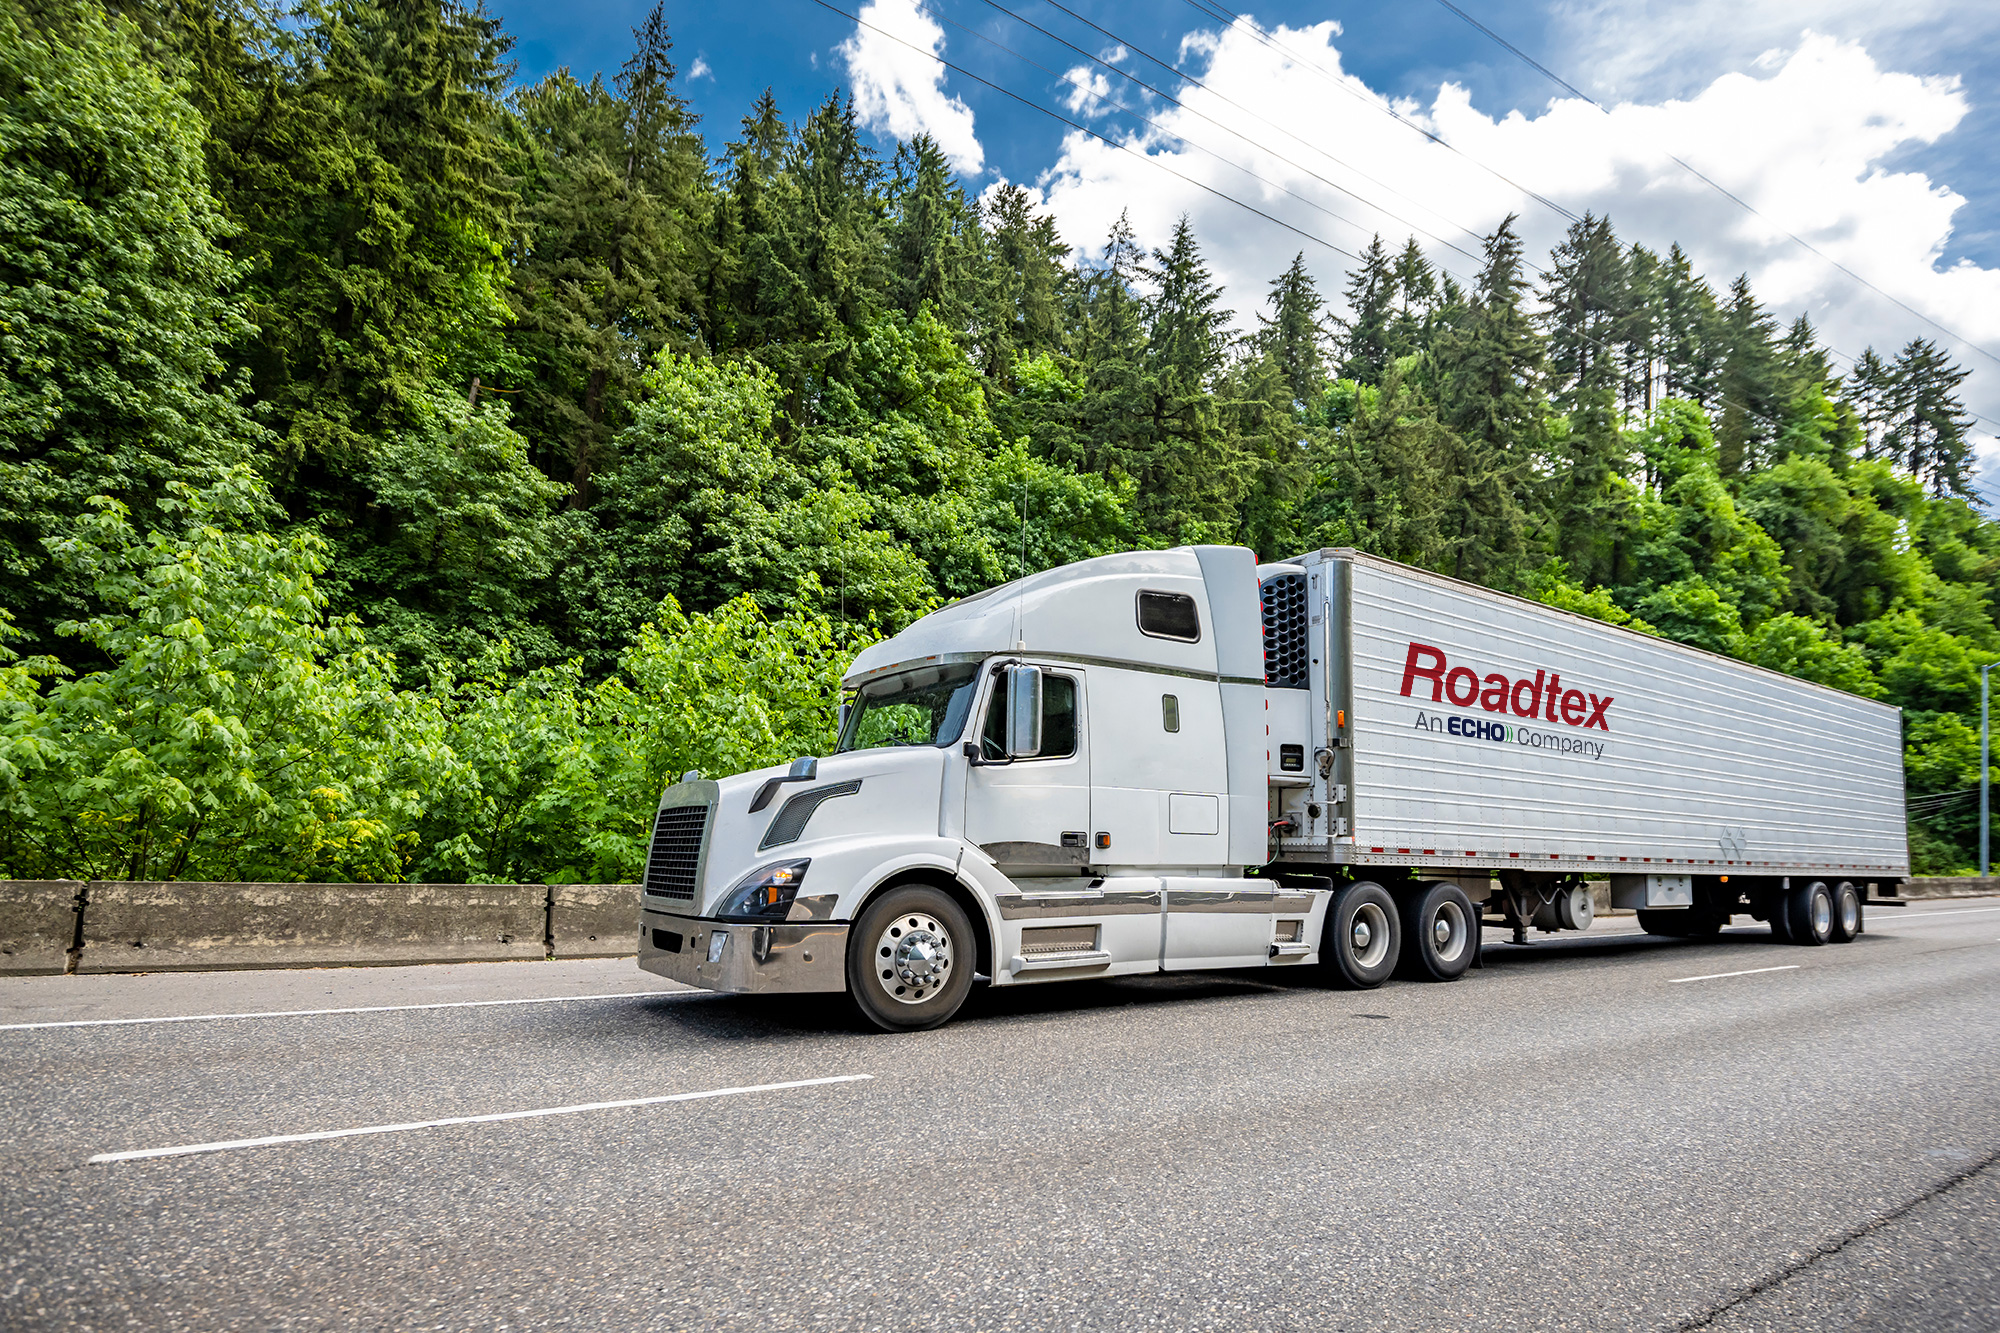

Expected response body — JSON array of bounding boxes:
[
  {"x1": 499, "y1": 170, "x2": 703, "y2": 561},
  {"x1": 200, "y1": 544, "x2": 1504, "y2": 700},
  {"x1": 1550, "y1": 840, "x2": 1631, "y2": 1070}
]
[
  {"x1": 846, "y1": 885, "x2": 976, "y2": 1032},
  {"x1": 1398, "y1": 882, "x2": 1477, "y2": 981},
  {"x1": 1322, "y1": 882, "x2": 1401, "y2": 989}
]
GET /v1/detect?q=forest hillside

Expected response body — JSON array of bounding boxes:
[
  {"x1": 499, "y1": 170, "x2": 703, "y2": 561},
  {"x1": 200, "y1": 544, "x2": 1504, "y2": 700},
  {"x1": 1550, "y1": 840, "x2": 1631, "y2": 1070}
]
[{"x1": 1, "y1": 0, "x2": 1993, "y2": 881}]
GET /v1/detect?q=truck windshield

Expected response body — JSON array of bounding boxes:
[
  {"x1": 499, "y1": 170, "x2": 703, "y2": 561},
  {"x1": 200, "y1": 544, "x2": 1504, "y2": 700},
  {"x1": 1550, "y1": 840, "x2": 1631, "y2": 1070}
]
[{"x1": 838, "y1": 663, "x2": 982, "y2": 752}]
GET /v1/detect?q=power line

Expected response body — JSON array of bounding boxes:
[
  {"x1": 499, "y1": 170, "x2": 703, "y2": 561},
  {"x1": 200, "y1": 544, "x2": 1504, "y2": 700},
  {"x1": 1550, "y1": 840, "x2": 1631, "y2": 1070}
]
[
  {"x1": 1424, "y1": 0, "x2": 2000, "y2": 374},
  {"x1": 970, "y1": 0, "x2": 1500, "y2": 265},
  {"x1": 810, "y1": 0, "x2": 1360, "y2": 263},
  {"x1": 1170, "y1": 0, "x2": 1581, "y2": 226},
  {"x1": 910, "y1": 0, "x2": 1481, "y2": 285}
]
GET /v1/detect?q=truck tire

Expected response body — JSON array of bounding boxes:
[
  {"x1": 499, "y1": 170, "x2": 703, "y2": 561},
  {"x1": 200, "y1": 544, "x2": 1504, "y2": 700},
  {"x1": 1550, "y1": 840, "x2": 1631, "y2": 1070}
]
[
  {"x1": 1784, "y1": 880, "x2": 1835, "y2": 946},
  {"x1": 1397, "y1": 882, "x2": 1476, "y2": 982},
  {"x1": 1322, "y1": 881, "x2": 1400, "y2": 989},
  {"x1": 1830, "y1": 881, "x2": 1863, "y2": 943},
  {"x1": 846, "y1": 885, "x2": 976, "y2": 1032}
]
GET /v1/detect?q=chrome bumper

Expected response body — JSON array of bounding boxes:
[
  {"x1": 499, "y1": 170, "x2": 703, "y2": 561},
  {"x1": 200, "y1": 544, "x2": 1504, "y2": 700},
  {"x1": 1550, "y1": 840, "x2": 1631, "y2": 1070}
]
[{"x1": 637, "y1": 908, "x2": 848, "y2": 994}]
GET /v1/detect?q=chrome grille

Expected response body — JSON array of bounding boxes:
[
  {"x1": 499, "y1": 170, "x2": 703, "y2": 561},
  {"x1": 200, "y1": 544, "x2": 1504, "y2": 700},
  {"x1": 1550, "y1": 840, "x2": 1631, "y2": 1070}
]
[
  {"x1": 1261, "y1": 573, "x2": 1309, "y2": 688},
  {"x1": 644, "y1": 805, "x2": 709, "y2": 901}
]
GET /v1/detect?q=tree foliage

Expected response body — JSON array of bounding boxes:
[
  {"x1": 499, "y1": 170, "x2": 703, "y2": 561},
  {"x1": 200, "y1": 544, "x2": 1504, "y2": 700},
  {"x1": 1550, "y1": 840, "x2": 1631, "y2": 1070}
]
[{"x1": 5, "y1": 0, "x2": 2000, "y2": 878}]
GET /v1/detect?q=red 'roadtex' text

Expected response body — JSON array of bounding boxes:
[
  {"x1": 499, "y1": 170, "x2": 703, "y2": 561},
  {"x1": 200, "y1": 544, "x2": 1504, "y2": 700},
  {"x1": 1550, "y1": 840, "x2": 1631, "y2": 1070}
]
[{"x1": 1398, "y1": 642, "x2": 1613, "y2": 731}]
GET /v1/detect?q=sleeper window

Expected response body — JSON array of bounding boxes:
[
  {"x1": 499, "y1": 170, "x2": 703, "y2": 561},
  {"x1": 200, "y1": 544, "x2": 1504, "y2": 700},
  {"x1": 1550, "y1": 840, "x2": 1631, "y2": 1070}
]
[
  {"x1": 1136, "y1": 590, "x2": 1201, "y2": 642},
  {"x1": 1162, "y1": 694, "x2": 1180, "y2": 732}
]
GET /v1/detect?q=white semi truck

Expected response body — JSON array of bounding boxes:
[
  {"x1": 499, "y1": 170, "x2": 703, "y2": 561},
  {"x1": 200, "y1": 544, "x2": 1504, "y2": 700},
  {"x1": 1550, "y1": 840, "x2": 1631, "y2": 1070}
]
[{"x1": 637, "y1": 546, "x2": 1909, "y2": 1030}]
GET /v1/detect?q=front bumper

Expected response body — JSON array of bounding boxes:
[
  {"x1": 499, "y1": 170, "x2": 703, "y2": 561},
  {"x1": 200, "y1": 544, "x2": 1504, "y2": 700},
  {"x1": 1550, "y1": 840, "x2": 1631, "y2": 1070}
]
[{"x1": 637, "y1": 908, "x2": 849, "y2": 994}]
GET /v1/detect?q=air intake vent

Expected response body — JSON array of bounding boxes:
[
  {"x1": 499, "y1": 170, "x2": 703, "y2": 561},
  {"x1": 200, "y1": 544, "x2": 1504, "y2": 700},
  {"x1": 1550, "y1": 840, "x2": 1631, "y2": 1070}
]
[
  {"x1": 1261, "y1": 573, "x2": 1309, "y2": 688},
  {"x1": 645, "y1": 805, "x2": 709, "y2": 901}
]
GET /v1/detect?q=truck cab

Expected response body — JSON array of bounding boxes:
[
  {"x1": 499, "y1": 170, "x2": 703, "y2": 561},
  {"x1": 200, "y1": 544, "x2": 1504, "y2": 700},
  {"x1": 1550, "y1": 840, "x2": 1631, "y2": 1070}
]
[{"x1": 636, "y1": 545, "x2": 1333, "y2": 1030}]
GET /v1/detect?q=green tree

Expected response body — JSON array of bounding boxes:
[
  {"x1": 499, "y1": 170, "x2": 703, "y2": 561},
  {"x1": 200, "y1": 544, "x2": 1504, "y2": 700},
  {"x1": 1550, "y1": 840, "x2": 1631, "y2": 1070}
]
[
  {"x1": 0, "y1": 470, "x2": 444, "y2": 881},
  {"x1": 0, "y1": 0, "x2": 263, "y2": 654}
]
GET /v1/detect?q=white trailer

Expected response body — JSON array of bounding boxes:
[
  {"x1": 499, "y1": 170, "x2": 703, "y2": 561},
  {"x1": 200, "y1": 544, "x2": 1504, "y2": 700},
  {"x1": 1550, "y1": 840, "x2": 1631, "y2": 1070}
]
[{"x1": 637, "y1": 546, "x2": 1907, "y2": 1029}]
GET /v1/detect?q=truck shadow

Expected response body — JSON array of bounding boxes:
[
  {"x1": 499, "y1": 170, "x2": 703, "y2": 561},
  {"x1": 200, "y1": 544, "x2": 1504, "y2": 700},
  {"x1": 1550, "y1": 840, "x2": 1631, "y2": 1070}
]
[{"x1": 625, "y1": 924, "x2": 1828, "y2": 1040}]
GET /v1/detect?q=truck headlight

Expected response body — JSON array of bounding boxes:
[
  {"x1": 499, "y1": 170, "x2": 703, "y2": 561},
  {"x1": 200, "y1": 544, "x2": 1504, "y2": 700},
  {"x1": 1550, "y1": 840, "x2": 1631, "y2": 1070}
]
[{"x1": 717, "y1": 859, "x2": 811, "y2": 920}]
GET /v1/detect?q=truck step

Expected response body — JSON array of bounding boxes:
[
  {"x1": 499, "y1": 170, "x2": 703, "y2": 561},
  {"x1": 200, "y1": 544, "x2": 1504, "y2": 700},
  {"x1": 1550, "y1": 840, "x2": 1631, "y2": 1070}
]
[
  {"x1": 1010, "y1": 949, "x2": 1114, "y2": 973},
  {"x1": 1268, "y1": 942, "x2": 1313, "y2": 957}
]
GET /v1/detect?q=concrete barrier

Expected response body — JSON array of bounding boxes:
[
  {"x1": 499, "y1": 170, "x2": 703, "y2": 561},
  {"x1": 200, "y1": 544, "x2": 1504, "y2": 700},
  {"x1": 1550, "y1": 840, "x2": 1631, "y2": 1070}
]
[
  {"x1": 1901, "y1": 876, "x2": 2000, "y2": 900},
  {"x1": 77, "y1": 881, "x2": 550, "y2": 973},
  {"x1": 0, "y1": 881, "x2": 86, "y2": 975},
  {"x1": 550, "y1": 884, "x2": 641, "y2": 959}
]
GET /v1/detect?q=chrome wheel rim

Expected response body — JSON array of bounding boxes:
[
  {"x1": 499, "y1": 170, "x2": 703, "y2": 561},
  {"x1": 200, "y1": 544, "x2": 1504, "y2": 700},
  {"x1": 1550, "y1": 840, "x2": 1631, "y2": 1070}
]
[
  {"x1": 1430, "y1": 899, "x2": 1469, "y2": 964},
  {"x1": 1839, "y1": 891, "x2": 1860, "y2": 936},
  {"x1": 1349, "y1": 902, "x2": 1390, "y2": 969},
  {"x1": 874, "y1": 913, "x2": 953, "y2": 1005},
  {"x1": 1811, "y1": 891, "x2": 1832, "y2": 938}
]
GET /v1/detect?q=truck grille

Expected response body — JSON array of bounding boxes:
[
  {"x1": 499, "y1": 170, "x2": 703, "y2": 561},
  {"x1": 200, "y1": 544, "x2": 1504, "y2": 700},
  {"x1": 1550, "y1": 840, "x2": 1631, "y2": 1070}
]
[
  {"x1": 644, "y1": 805, "x2": 708, "y2": 902},
  {"x1": 1262, "y1": 572, "x2": 1309, "y2": 688}
]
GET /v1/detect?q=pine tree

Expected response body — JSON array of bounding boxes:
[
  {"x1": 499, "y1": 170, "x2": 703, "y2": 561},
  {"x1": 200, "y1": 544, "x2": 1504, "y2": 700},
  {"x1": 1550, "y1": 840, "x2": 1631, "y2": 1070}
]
[
  {"x1": 1541, "y1": 213, "x2": 1630, "y2": 584},
  {"x1": 1387, "y1": 237, "x2": 1436, "y2": 363},
  {"x1": 1886, "y1": 338, "x2": 1975, "y2": 496},
  {"x1": 1433, "y1": 215, "x2": 1541, "y2": 585},
  {"x1": 1713, "y1": 274, "x2": 1786, "y2": 476},
  {"x1": 886, "y1": 134, "x2": 975, "y2": 330},
  {"x1": 1656, "y1": 243, "x2": 1721, "y2": 408},
  {"x1": 1336, "y1": 235, "x2": 1396, "y2": 384},
  {"x1": 1138, "y1": 215, "x2": 1242, "y2": 541},
  {"x1": 1255, "y1": 252, "x2": 1327, "y2": 410},
  {"x1": 506, "y1": 4, "x2": 706, "y2": 505}
]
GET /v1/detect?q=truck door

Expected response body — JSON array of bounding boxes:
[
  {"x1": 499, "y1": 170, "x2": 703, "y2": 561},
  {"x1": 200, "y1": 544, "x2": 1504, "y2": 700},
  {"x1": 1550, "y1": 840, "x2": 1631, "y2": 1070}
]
[
  {"x1": 967, "y1": 666, "x2": 1163, "y2": 981},
  {"x1": 964, "y1": 663, "x2": 1090, "y2": 866}
]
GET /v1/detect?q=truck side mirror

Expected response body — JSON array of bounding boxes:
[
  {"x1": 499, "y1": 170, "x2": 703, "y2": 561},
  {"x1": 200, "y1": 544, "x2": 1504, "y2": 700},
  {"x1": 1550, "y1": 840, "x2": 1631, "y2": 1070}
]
[
  {"x1": 1005, "y1": 664, "x2": 1043, "y2": 758},
  {"x1": 836, "y1": 703, "x2": 850, "y2": 738}
]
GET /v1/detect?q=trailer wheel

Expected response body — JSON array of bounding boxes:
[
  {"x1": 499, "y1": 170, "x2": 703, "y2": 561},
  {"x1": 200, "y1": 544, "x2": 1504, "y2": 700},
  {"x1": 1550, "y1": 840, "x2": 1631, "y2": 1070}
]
[
  {"x1": 1784, "y1": 880, "x2": 1835, "y2": 947},
  {"x1": 1830, "y1": 881, "x2": 1863, "y2": 943},
  {"x1": 1322, "y1": 882, "x2": 1400, "y2": 989},
  {"x1": 846, "y1": 885, "x2": 976, "y2": 1032},
  {"x1": 1397, "y1": 882, "x2": 1476, "y2": 982}
]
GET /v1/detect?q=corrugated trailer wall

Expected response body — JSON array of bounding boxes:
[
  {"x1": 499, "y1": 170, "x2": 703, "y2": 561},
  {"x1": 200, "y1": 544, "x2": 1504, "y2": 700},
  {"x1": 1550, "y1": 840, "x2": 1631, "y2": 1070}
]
[{"x1": 1330, "y1": 552, "x2": 1908, "y2": 877}]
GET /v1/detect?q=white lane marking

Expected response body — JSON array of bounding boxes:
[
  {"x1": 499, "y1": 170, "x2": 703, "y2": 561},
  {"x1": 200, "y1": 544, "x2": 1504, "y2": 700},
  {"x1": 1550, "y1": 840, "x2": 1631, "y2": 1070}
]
[
  {"x1": 1888, "y1": 905, "x2": 2000, "y2": 921},
  {"x1": 89, "y1": 1074, "x2": 874, "y2": 1164},
  {"x1": 1668, "y1": 965, "x2": 1801, "y2": 984},
  {"x1": 0, "y1": 989, "x2": 687, "y2": 1034}
]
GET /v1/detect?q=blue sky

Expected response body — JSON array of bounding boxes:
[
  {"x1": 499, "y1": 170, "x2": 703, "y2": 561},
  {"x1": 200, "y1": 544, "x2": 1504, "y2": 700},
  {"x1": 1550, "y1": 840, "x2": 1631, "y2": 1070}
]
[{"x1": 492, "y1": 0, "x2": 2000, "y2": 471}]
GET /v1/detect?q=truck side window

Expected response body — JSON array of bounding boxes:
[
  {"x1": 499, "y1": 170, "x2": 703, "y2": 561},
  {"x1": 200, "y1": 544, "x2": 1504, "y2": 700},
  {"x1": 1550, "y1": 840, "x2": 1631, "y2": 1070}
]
[
  {"x1": 1162, "y1": 694, "x2": 1180, "y2": 732},
  {"x1": 1136, "y1": 590, "x2": 1201, "y2": 642},
  {"x1": 980, "y1": 671, "x2": 1078, "y2": 760}
]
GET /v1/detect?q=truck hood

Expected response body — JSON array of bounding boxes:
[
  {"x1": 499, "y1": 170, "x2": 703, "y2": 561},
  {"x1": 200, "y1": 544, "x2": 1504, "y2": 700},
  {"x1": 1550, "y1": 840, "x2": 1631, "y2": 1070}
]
[{"x1": 692, "y1": 746, "x2": 950, "y2": 911}]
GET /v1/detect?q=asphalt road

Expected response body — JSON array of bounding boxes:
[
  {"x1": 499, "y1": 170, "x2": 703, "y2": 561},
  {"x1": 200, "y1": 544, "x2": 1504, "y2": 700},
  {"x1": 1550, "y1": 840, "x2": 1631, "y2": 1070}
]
[{"x1": 2, "y1": 899, "x2": 1998, "y2": 1332}]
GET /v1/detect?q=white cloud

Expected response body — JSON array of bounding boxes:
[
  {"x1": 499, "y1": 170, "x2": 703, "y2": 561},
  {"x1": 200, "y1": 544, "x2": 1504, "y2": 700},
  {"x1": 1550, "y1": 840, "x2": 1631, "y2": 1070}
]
[
  {"x1": 1060, "y1": 65, "x2": 1116, "y2": 116},
  {"x1": 1545, "y1": 0, "x2": 1998, "y2": 102},
  {"x1": 1030, "y1": 20, "x2": 2000, "y2": 448},
  {"x1": 688, "y1": 56, "x2": 712, "y2": 81},
  {"x1": 838, "y1": 0, "x2": 984, "y2": 174}
]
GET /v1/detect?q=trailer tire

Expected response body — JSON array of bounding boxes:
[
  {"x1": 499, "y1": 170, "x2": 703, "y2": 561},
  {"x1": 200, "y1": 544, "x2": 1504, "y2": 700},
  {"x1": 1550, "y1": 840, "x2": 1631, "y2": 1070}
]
[
  {"x1": 1397, "y1": 882, "x2": 1477, "y2": 982},
  {"x1": 1784, "y1": 880, "x2": 1835, "y2": 947},
  {"x1": 846, "y1": 885, "x2": 976, "y2": 1032},
  {"x1": 1830, "y1": 881, "x2": 1863, "y2": 943},
  {"x1": 1322, "y1": 882, "x2": 1400, "y2": 989}
]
